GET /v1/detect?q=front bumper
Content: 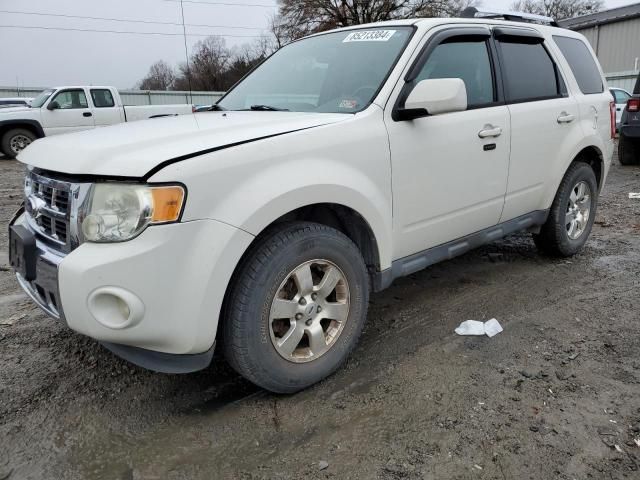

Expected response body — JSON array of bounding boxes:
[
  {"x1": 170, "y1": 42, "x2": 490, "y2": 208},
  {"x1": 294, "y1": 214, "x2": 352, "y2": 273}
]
[
  {"x1": 10, "y1": 211, "x2": 66, "y2": 321},
  {"x1": 10, "y1": 213, "x2": 254, "y2": 371}
]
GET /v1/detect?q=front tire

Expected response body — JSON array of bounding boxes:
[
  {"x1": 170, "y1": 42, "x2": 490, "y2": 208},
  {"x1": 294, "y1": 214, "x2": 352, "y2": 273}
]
[
  {"x1": 1, "y1": 128, "x2": 36, "y2": 159},
  {"x1": 533, "y1": 162, "x2": 598, "y2": 257},
  {"x1": 222, "y1": 222, "x2": 369, "y2": 393}
]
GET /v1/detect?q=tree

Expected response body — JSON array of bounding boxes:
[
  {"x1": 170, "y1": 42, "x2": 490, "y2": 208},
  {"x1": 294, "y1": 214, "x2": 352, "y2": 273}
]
[
  {"x1": 272, "y1": 0, "x2": 478, "y2": 45},
  {"x1": 171, "y1": 35, "x2": 271, "y2": 91},
  {"x1": 138, "y1": 60, "x2": 176, "y2": 90},
  {"x1": 510, "y1": 0, "x2": 602, "y2": 20}
]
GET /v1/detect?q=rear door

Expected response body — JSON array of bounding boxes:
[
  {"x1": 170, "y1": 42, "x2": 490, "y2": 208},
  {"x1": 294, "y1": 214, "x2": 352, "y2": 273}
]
[
  {"x1": 41, "y1": 88, "x2": 95, "y2": 135},
  {"x1": 89, "y1": 88, "x2": 123, "y2": 127},
  {"x1": 496, "y1": 28, "x2": 582, "y2": 222}
]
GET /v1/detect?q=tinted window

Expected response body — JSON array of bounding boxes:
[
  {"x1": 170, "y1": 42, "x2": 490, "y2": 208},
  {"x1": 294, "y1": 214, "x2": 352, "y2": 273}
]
[
  {"x1": 611, "y1": 89, "x2": 630, "y2": 103},
  {"x1": 498, "y1": 41, "x2": 560, "y2": 102},
  {"x1": 91, "y1": 89, "x2": 115, "y2": 108},
  {"x1": 51, "y1": 89, "x2": 88, "y2": 109},
  {"x1": 553, "y1": 36, "x2": 603, "y2": 94},
  {"x1": 415, "y1": 39, "x2": 495, "y2": 107}
]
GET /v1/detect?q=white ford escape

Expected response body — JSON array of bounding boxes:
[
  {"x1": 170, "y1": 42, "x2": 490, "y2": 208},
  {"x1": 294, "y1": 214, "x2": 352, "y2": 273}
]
[{"x1": 9, "y1": 11, "x2": 614, "y2": 393}]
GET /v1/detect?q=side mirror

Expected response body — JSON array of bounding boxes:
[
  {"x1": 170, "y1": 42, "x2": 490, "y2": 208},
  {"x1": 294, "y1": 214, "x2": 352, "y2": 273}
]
[
  {"x1": 396, "y1": 78, "x2": 467, "y2": 120},
  {"x1": 47, "y1": 101, "x2": 60, "y2": 111}
]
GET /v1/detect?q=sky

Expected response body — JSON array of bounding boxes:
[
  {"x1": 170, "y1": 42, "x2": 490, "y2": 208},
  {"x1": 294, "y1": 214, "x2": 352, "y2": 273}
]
[{"x1": 0, "y1": 0, "x2": 637, "y2": 89}]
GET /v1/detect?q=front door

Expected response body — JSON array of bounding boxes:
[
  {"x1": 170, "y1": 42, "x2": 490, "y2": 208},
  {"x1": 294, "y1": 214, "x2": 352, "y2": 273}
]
[
  {"x1": 386, "y1": 29, "x2": 510, "y2": 259},
  {"x1": 41, "y1": 88, "x2": 95, "y2": 135}
]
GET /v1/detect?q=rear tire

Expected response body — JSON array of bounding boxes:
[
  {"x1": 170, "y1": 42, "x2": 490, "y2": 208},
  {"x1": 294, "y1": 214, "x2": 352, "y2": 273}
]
[
  {"x1": 618, "y1": 136, "x2": 639, "y2": 165},
  {"x1": 222, "y1": 222, "x2": 369, "y2": 393},
  {"x1": 533, "y1": 162, "x2": 598, "y2": 257},
  {"x1": 1, "y1": 128, "x2": 36, "y2": 159}
]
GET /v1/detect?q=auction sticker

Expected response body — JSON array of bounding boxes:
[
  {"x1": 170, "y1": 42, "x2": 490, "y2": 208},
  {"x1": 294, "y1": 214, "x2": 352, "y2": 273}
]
[{"x1": 343, "y1": 30, "x2": 396, "y2": 42}]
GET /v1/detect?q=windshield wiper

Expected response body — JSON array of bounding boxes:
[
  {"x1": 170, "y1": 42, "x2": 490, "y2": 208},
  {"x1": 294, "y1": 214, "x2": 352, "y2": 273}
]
[
  {"x1": 207, "y1": 104, "x2": 226, "y2": 111},
  {"x1": 249, "y1": 104, "x2": 289, "y2": 111}
]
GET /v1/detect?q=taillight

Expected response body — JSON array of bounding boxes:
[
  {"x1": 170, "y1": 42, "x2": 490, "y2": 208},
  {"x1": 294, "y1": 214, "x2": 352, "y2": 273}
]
[
  {"x1": 610, "y1": 101, "x2": 616, "y2": 138},
  {"x1": 628, "y1": 98, "x2": 640, "y2": 112}
]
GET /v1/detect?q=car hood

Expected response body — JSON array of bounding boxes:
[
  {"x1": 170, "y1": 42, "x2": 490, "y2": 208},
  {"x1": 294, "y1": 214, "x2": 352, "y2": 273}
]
[{"x1": 19, "y1": 112, "x2": 350, "y2": 177}]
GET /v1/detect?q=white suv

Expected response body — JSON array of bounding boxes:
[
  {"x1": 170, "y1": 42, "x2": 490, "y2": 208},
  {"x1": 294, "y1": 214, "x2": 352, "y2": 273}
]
[{"x1": 9, "y1": 14, "x2": 614, "y2": 392}]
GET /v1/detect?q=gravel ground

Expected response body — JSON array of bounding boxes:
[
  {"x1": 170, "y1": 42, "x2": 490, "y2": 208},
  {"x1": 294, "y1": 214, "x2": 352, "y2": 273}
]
[{"x1": 1, "y1": 151, "x2": 639, "y2": 480}]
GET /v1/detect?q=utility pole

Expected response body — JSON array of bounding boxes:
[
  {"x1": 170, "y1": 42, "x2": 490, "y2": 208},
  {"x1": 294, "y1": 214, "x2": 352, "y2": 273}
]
[{"x1": 180, "y1": 0, "x2": 193, "y2": 104}]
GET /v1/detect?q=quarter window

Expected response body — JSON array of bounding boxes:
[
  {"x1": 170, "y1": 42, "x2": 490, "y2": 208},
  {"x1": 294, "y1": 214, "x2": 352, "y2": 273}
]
[
  {"x1": 497, "y1": 40, "x2": 561, "y2": 102},
  {"x1": 553, "y1": 36, "x2": 603, "y2": 95},
  {"x1": 415, "y1": 39, "x2": 495, "y2": 108},
  {"x1": 51, "y1": 89, "x2": 88, "y2": 109},
  {"x1": 91, "y1": 89, "x2": 115, "y2": 108}
]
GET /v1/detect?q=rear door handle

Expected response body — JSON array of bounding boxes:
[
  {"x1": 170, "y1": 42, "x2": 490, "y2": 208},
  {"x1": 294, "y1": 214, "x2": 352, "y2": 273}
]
[
  {"x1": 557, "y1": 112, "x2": 575, "y2": 123},
  {"x1": 83, "y1": 112, "x2": 92, "y2": 117},
  {"x1": 478, "y1": 125, "x2": 502, "y2": 138}
]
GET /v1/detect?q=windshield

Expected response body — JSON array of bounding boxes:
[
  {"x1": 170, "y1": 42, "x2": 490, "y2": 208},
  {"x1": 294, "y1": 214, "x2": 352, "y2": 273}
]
[
  {"x1": 218, "y1": 27, "x2": 413, "y2": 114},
  {"x1": 31, "y1": 89, "x2": 55, "y2": 108}
]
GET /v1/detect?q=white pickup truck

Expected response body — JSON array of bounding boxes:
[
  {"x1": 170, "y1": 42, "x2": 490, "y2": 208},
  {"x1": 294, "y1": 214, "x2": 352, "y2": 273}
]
[
  {"x1": 0, "y1": 86, "x2": 192, "y2": 158},
  {"x1": 10, "y1": 12, "x2": 614, "y2": 393}
]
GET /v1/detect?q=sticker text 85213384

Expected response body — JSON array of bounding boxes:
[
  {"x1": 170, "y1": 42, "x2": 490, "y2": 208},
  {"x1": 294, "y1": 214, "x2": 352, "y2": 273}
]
[{"x1": 343, "y1": 30, "x2": 396, "y2": 43}]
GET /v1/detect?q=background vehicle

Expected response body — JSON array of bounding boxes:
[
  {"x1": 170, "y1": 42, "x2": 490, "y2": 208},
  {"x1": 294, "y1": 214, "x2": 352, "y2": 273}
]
[
  {"x1": 610, "y1": 87, "x2": 631, "y2": 129},
  {"x1": 0, "y1": 97, "x2": 33, "y2": 108},
  {"x1": 9, "y1": 12, "x2": 614, "y2": 393},
  {"x1": 194, "y1": 104, "x2": 213, "y2": 112},
  {"x1": 618, "y1": 72, "x2": 640, "y2": 165},
  {"x1": 0, "y1": 86, "x2": 192, "y2": 158}
]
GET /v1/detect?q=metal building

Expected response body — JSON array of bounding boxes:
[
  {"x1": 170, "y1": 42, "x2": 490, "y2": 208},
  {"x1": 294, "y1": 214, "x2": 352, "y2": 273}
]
[{"x1": 559, "y1": 3, "x2": 640, "y2": 91}]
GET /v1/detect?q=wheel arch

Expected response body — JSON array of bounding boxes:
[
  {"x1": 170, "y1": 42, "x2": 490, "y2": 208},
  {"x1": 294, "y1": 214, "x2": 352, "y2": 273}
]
[
  {"x1": 229, "y1": 202, "x2": 383, "y2": 295},
  {"x1": 543, "y1": 142, "x2": 607, "y2": 210},
  {"x1": 571, "y1": 145, "x2": 604, "y2": 190},
  {"x1": 0, "y1": 120, "x2": 45, "y2": 142}
]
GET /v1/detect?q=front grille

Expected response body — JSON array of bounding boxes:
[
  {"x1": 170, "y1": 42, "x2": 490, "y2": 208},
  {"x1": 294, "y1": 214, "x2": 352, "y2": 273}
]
[
  {"x1": 35, "y1": 215, "x2": 68, "y2": 243},
  {"x1": 32, "y1": 179, "x2": 70, "y2": 211},
  {"x1": 25, "y1": 171, "x2": 74, "y2": 251}
]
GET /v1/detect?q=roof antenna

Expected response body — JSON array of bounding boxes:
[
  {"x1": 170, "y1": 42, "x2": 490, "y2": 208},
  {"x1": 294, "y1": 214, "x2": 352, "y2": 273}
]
[{"x1": 180, "y1": 0, "x2": 193, "y2": 105}]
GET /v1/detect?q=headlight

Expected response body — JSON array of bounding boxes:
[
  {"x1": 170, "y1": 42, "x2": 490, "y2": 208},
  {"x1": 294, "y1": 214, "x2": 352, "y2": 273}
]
[{"x1": 81, "y1": 183, "x2": 185, "y2": 242}]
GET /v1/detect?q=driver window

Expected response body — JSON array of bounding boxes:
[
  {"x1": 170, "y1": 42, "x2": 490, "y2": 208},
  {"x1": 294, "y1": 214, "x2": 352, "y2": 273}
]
[
  {"x1": 51, "y1": 89, "x2": 89, "y2": 109},
  {"x1": 415, "y1": 39, "x2": 495, "y2": 108}
]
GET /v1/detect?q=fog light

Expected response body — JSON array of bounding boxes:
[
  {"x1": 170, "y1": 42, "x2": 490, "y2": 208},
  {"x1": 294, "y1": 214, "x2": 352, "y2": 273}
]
[{"x1": 87, "y1": 287, "x2": 145, "y2": 329}]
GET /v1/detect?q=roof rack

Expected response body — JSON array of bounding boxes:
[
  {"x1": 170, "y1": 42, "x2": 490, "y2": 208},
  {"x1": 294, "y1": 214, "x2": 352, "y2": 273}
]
[{"x1": 460, "y1": 7, "x2": 558, "y2": 27}]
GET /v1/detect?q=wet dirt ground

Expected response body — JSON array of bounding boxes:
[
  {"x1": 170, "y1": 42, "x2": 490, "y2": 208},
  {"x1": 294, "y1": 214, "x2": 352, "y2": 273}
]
[{"x1": 1, "y1": 151, "x2": 639, "y2": 480}]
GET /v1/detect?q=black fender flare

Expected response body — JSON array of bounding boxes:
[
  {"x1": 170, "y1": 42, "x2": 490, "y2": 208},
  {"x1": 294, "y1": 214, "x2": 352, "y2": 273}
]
[{"x1": 0, "y1": 119, "x2": 45, "y2": 138}]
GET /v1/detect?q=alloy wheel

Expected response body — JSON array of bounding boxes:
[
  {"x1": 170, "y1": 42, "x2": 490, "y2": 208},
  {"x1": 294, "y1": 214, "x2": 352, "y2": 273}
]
[{"x1": 269, "y1": 259, "x2": 350, "y2": 363}]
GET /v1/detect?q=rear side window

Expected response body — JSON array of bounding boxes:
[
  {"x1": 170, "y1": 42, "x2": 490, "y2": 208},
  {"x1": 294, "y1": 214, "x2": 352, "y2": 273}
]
[
  {"x1": 553, "y1": 36, "x2": 603, "y2": 94},
  {"x1": 415, "y1": 39, "x2": 495, "y2": 108},
  {"x1": 497, "y1": 40, "x2": 561, "y2": 102},
  {"x1": 91, "y1": 89, "x2": 115, "y2": 108}
]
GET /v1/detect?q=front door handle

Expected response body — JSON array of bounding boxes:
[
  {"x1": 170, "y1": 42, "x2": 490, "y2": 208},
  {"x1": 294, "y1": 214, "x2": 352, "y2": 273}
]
[
  {"x1": 83, "y1": 112, "x2": 92, "y2": 117},
  {"x1": 557, "y1": 112, "x2": 575, "y2": 123},
  {"x1": 478, "y1": 124, "x2": 502, "y2": 138}
]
